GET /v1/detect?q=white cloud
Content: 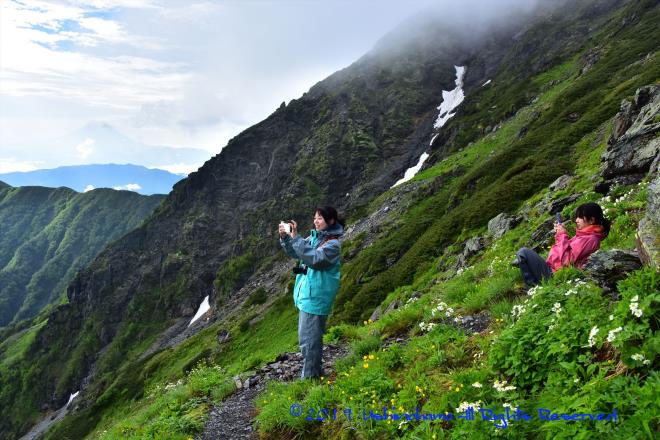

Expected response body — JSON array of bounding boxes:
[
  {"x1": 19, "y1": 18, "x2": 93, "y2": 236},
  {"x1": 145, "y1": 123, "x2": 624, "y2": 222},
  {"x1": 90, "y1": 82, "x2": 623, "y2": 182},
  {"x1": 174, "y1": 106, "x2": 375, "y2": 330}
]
[
  {"x1": 148, "y1": 163, "x2": 197, "y2": 175},
  {"x1": 0, "y1": 158, "x2": 44, "y2": 173},
  {"x1": 75, "y1": 138, "x2": 94, "y2": 158},
  {"x1": 84, "y1": 184, "x2": 95, "y2": 192},
  {"x1": 113, "y1": 183, "x2": 142, "y2": 191}
]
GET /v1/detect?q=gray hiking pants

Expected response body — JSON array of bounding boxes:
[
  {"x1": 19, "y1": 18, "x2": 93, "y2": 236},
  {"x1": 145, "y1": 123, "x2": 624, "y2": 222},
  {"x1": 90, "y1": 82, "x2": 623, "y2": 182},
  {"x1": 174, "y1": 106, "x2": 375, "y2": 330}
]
[
  {"x1": 298, "y1": 310, "x2": 328, "y2": 379},
  {"x1": 516, "y1": 247, "x2": 552, "y2": 287}
]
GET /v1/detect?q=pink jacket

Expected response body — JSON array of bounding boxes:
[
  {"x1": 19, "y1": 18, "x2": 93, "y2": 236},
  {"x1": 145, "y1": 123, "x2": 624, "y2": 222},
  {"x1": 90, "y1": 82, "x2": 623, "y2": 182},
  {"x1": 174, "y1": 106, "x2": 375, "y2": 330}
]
[{"x1": 546, "y1": 225, "x2": 605, "y2": 272}]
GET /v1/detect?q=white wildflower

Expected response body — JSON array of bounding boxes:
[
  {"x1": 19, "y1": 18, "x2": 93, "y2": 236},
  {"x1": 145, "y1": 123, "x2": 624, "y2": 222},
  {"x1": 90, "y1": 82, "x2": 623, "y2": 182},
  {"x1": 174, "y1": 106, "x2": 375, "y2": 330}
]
[
  {"x1": 502, "y1": 403, "x2": 513, "y2": 409},
  {"x1": 527, "y1": 285, "x2": 541, "y2": 296},
  {"x1": 574, "y1": 378, "x2": 580, "y2": 383},
  {"x1": 511, "y1": 304, "x2": 526, "y2": 320},
  {"x1": 587, "y1": 326, "x2": 599, "y2": 347},
  {"x1": 456, "y1": 401, "x2": 482, "y2": 413},
  {"x1": 630, "y1": 353, "x2": 645, "y2": 362},
  {"x1": 493, "y1": 379, "x2": 517, "y2": 392},
  {"x1": 607, "y1": 326, "x2": 623, "y2": 343},
  {"x1": 552, "y1": 302, "x2": 562, "y2": 316},
  {"x1": 629, "y1": 297, "x2": 643, "y2": 318},
  {"x1": 471, "y1": 382, "x2": 483, "y2": 388},
  {"x1": 609, "y1": 315, "x2": 614, "y2": 321}
]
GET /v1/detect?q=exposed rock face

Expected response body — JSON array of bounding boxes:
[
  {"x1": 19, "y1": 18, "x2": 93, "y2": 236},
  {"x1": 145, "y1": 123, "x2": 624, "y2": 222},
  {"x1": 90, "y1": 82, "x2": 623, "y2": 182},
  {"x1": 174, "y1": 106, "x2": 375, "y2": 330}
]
[
  {"x1": 637, "y1": 169, "x2": 660, "y2": 268},
  {"x1": 549, "y1": 174, "x2": 572, "y2": 192},
  {"x1": 583, "y1": 249, "x2": 643, "y2": 292},
  {"x1": 457, "y1": 236, "x2": 489, "y2": 268},
  {"x1": 598, "y1": 85, "x2": 660, "y2": 192},
  {"x1": 527, "y1": 219, "x2": 555, "y2": 253},
  {"x1": 488, "y1": 213, "x2": 523, "y2": 239}
]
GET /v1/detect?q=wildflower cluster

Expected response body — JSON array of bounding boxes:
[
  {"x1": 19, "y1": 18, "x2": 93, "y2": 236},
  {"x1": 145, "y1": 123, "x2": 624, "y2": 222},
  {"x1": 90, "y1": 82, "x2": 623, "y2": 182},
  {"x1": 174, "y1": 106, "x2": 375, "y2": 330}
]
[
  {"x1": 471, "y1": 382, "x2": 483, "y2": 388},
  {"x1": 630, "y1": 353, "x2": 651, "y2": 365},
  {"x1": 551, "y1": 302, "x2": 562, "y2": 316},
  {"x1": 526, "y1": 285, "x2": 542, "y2": 297},
  {"x1": 587, "y1": 326, "x2": 599, "y2": 348},
  {"x1": 362, "y1": 353, "x2": 376, "y2": 368},
  {"x1": 607, "y1": 326, "x2": 623, "y2": 343},
  {"x1": 419, "y1": 321, "x2": 437, "y2": 332},
  {"x1": 493, "y1": 379, "x2": 517, "y2": 392},
  {"x1": 363, "y1": 318, "x2": 374, "y2": 325},
  {"x1": 511, "y1": 304, "x2": 526, "y2": 320},
  {"x1": 488, "y1": 256, "x2": 507, "y2": 275},
  {"x1": 164, "y1": 379, "x2": 184, "y2": 391},
  {"x1": 629, "y1": 295, "x2": 643, "y2": 318},
  {"x1": 456, "y1": 401, "x2": 482, "y2": 412}
]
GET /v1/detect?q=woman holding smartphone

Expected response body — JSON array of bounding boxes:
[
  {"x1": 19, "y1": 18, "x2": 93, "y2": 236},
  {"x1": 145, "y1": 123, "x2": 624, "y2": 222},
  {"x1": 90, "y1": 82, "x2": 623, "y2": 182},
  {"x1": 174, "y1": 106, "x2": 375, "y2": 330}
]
[
  {"x1": 279, "y1": 206, "x2": 344, "y2": 379},
  {"x1": 513, "y1": 202, "x2": 610, "y2": 287}
]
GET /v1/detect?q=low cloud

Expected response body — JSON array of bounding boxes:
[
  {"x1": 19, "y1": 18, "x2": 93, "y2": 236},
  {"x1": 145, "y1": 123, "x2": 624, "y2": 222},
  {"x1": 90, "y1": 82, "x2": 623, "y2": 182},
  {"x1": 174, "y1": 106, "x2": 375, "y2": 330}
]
[
  {"x1": 75, "y1": 138, "x2": 94, "y2": 158},
  {"x1": 113, "y1": 183, "x2": 141, "y2": 191}
]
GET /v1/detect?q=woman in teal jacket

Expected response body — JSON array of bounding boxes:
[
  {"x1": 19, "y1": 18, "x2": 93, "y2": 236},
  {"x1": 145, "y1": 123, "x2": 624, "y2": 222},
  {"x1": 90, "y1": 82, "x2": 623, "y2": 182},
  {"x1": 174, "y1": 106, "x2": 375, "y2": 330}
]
[{"x1": 279, "y1": 206, "x2": 344, "y2": 379}]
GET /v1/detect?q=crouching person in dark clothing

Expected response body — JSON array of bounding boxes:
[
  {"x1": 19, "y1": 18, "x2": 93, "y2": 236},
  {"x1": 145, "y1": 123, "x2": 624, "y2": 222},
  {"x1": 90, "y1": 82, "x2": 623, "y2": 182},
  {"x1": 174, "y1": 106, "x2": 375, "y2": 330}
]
[{"x1": 279, "y1": 206, "x2": 344, "y2": 379}]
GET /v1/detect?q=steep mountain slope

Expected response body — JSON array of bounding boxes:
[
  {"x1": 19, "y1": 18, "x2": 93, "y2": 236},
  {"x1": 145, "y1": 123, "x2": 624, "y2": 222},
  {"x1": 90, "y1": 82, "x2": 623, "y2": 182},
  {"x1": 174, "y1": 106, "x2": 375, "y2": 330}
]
[
  {"x1": 1, "y1": 0, "x2": 658, "y2": 438},
  {"x1": 0, "y1": 163, "x2": 186, "y2": 195},
  {"x1": 0, "y1": 185, "x2": 164, "y2": 327}
]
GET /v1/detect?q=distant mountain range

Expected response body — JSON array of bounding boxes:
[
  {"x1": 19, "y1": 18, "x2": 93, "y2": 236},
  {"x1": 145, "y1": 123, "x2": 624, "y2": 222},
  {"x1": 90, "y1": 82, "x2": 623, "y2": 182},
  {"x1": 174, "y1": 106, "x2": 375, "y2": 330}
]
[{"x1": 0, "y1": 164, "x2": 186, "y2": 195}]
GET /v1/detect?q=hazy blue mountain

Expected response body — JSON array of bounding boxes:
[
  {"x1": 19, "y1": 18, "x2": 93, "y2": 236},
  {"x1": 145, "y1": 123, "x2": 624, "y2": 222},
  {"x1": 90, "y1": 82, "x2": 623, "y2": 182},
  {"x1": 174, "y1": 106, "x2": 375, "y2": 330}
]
[{"x1": 0, "y1": 164, "x2": 186, "y2": 195}]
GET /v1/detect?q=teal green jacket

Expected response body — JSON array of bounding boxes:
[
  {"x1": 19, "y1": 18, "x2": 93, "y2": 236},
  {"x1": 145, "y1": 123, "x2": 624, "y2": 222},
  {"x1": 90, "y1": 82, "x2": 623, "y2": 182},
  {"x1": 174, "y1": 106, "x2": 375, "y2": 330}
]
[{"x1": 280, "y1": 223, "x2": 343, "y2": 315}]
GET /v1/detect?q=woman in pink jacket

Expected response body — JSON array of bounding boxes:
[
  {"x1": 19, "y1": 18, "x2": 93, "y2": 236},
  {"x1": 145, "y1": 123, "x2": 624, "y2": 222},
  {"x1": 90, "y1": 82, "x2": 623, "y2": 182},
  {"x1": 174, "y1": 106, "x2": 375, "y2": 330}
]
[{"x1": 514, "y1": 202, "x2": 610, "y2": 287}]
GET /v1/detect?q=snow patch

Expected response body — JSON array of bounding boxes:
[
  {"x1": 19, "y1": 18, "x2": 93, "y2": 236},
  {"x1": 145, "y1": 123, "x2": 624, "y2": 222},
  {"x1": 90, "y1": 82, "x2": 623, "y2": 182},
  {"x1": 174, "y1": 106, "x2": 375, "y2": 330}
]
[
  {"x1": 189, "y1": 295, "x2": 210, "y2": 326},
  {"x1": 391, "y1": 152, "x2": 430, "y2": 188},
  {"x1": 482, "y1": 79, "x2": 492, "y2": 87},
  {"x1": 433, "y1": 66, "x2": 466, "y2": 129},
  {"x1": 66, "y1": 391, "x2": 79, "y2": 408},
  {"x1": 429, "y1": 133, "x2": 439, "y2": 146}
]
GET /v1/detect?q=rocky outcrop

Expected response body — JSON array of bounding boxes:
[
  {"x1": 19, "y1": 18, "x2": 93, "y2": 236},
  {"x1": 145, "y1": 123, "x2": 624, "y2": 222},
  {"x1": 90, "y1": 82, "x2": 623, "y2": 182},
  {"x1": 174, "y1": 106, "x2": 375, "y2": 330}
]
[
  {"x1": 597, "y1": 85, "x2": 660, "y2": 193},
  {"x1": 583, "y1": 249, "x2": 643, "y2": 292},
  {"x1": 488, "y1": 213, "x2": 523, "y2": 239},
  {"x1": 637, "y1": 168, "x2": 660, "y2": 268},
  {"x1": 457, "y1": 236, "x2": 489, "y2": 268}
]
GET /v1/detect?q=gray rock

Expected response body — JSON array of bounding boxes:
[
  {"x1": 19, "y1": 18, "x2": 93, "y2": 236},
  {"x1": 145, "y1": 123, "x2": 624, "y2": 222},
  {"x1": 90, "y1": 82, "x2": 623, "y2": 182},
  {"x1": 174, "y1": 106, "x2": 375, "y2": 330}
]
[
  {"x1": 233, "y1": 376, "x2": 242, "y2": 389},
  {"x1": 488, "y1": 213, "x2": 523, "y2": 239},
  {"x1": 217, "y1": 329, "x2": 231, "y2": 344},
  {"x1": 637, "y1": 173, "x2": 660, "y2": 268},
  {"x1": 548, "y1": 194, "x2": 581, "y2": 215},
  {"x1": 383, "y1": 299, "x2": 402, "y2": 315},
  {"x1": 456, "y1": 236, "x2": 488, "y2": 268},
  {"x1": 600, "y1": 85, "x2": 660, "y2": 182},
  {"x1": 549, "y1": 174, "x2": 572, "y2": 192},
  {"x1": 527, "y1": 219, "x2": 555, "y2": 252},
  {"x1": 369, "y1": 305, "x2": 382, "y2": 322},
  {"x1": 583, "y1": 249, "x2": 643, "y2": 292}
]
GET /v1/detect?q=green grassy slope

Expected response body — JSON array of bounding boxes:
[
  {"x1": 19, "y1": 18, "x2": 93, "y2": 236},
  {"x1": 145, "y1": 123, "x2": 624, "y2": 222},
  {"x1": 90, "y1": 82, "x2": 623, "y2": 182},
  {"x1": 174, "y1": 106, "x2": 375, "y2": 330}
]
[{"x1": 0, "y1": 186, "x2": 164, "y2": 327}]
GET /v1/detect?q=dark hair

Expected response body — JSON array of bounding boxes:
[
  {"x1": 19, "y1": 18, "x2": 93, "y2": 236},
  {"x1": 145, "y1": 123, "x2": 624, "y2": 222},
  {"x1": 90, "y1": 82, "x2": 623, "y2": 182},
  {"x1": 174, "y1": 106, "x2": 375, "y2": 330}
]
[
  {"x1": 315, "y1": 206, "x2": 344, "y2": 228},
  {"x1": 574, "y1": 202, "x2": 610, "y2": 237}
]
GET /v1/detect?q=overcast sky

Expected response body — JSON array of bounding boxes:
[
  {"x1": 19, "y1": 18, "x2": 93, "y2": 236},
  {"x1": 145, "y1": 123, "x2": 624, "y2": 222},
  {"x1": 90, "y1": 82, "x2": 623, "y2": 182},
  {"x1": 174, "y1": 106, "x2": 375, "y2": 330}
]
[{"x1": 0, "y1": 0, "x2": 542, "y2": 174}]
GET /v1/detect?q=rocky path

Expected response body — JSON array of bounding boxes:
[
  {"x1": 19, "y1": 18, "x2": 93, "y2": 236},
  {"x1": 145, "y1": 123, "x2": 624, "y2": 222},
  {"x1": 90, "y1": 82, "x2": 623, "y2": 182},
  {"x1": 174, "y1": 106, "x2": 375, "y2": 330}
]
[{"x1": 196, "y1": 343, "x2": 350, "y2": 440}]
